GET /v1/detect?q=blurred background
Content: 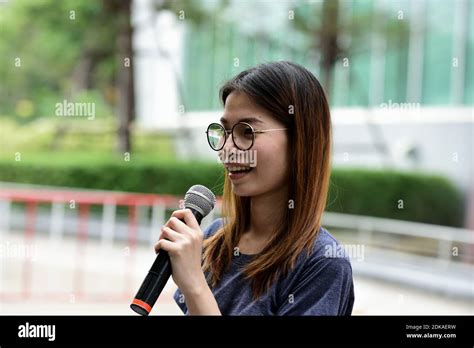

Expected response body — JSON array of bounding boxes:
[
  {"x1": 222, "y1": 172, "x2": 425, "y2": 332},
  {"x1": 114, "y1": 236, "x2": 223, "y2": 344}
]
[{"x1": 0, "y1": 0, "x2": 472, "y2": 315}]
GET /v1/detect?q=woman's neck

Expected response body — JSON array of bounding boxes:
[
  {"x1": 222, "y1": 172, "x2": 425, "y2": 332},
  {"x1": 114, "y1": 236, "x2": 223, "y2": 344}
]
[{"x1": 248, "y1": 185, "x2": 288, "y2": 240}]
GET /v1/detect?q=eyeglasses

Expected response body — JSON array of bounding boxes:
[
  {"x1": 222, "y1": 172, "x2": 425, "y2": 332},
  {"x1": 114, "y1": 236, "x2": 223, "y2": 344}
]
[{"x1": 205, "y1": 121, "x2": 288, "y2": 151}]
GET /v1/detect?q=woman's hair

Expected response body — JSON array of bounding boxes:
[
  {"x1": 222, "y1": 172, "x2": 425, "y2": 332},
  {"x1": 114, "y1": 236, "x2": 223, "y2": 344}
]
[{"x1": 202, "y1": 61, "x2": 332, "y2": 300}]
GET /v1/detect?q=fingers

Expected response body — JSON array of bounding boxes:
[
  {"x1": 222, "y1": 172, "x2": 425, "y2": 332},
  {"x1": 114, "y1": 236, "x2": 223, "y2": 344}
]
[
  {"x1": 160, "y1": 226, "x2": 182, "y2": 242},
  {"x1": 154, "y1": 239, "x2": 178, "y2": 254},
  {"x1": 155, "y1": 209, "x2": 203, "y2": 254},
  {"x1": 170, "y1": 209, "x2": 200, "y2": 231},
  {"x1": 154, "y1": 227, "x2": 181, "y2": 254},
  {"x1": 165, "y1": 216, "x2": 187, "y2": 233}
]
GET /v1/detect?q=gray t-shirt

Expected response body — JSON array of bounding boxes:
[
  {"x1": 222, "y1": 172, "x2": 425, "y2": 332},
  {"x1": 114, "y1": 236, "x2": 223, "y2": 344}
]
[{"x1": 173, "y1": 218, "x2": 354, "y2": 315}]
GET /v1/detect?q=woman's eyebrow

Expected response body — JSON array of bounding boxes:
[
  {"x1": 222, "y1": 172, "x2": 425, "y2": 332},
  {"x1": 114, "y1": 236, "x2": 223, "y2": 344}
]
[{"x1": 220, "y1": 116, "x2": 263, "y2": 125}]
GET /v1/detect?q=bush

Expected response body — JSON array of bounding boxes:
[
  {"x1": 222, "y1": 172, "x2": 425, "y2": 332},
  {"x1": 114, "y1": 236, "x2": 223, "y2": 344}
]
[
  {"x1": 0, "y1": 156, "x2": 464, "y2": 227},
  {"x1": 0, "y1": 154, "x2": 225, "y2": 196},
  {"x1": 328, "y1": 168, "x2": 464, "y2": 227}
]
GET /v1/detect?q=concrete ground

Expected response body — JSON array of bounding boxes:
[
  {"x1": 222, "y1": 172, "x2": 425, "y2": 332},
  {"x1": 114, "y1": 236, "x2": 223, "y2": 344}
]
[{"x1": 1, "y1": 232, "x2": 472, "y2": 315}]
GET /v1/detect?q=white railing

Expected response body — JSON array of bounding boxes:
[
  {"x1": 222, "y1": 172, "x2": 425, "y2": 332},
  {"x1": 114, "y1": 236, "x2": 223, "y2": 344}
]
[{"x1": 322, "y1": 212, "x2": 474, "y2": 298}]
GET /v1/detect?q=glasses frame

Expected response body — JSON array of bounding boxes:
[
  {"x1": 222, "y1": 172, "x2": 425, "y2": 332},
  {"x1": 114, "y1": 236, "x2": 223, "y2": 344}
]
[{"x1": 205, "y1": 121, "x2": 288, "y2": 151}]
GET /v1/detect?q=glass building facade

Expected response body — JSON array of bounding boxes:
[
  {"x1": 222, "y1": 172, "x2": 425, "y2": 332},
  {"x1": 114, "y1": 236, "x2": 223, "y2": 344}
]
[{"x1": 180, "y1": 0, "x2": 473, "y2": 110}]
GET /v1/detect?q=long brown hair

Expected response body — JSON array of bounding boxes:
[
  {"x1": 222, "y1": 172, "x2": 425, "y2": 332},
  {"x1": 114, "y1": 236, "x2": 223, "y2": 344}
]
[{"x1": 202, "y1": 61, "x2": 332, "y2": 300}]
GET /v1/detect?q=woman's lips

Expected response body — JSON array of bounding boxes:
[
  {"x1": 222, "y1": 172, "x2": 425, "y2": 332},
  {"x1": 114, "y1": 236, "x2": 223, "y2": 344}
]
[
  {"x1": 227, "y1": 166, "x2": 254, "y2": 181},
  {"x1": 228, "y1": 169, "x2": 252, "y2": 180}
]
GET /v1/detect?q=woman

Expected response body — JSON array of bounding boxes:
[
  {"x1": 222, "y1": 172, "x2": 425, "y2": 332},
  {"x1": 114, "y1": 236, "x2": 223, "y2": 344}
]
[{"x1": 155, "y1": 61, "x2": 355, "y2": 315}]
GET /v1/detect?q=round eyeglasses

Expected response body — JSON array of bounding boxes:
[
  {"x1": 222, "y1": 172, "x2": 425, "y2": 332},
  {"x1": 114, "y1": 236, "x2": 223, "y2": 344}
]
[{"x1": 205, "y1": 122, "x2": 288, "y2": 151}]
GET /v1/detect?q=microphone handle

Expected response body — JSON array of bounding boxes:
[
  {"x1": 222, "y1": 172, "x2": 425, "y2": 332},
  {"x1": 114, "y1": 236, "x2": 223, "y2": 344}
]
[{"x1": 130, "y1": 209, "x2": 204, "y2": 316}]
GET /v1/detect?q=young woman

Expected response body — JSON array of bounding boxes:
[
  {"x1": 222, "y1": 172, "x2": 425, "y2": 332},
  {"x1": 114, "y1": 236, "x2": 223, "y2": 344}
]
[{"x1": 155, "y1": 61, "x2": 355, "y2": 315}]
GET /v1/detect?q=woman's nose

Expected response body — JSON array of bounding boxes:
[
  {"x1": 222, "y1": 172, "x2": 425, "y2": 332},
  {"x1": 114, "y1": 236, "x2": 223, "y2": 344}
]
[{"x1": 222, "y1": 132, "x2": 237, "y2": 152}]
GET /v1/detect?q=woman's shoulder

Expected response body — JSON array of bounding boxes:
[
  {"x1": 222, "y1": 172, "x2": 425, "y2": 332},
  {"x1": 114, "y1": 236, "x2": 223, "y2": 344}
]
[
  {"x1": 202, "y1": 218, "x2": 225, "y2": 239},
  {"x1": 287, "y1": 226, "x2": 353, "y2": 279},
  {"x1": 286, "y1": 226, "x2": 354, "y2": 293},
  {"x1": 315, "y1": 226, "x2": 350, "y2": 256},
  {"x1": 204, "y1": 221, "x2": 350, "y2": 259},
  {"x1": 312, "y1": 227, "x2": 352, "y2": 261},
  {"x1": 203, "y1": 219, "x2": 352, "y2": 267},
  {"x1": 300, "y1": 226, "x2": 353, "y2": 273},
  {"x1": 277, "y1": 226, "x2": 355, "y2": 315}
]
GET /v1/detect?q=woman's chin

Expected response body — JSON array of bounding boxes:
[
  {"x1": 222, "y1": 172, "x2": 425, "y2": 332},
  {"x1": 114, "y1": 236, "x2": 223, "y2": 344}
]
[{"x1": 231, "y1": 185, "x2": 255, "y2": 197}]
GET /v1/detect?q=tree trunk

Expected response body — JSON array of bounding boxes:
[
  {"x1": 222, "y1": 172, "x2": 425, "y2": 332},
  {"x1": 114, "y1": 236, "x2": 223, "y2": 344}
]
[
  {"x1": 319, "y1": 0, "x2": 340, "y2": 99},
  {"x1": 71, "y1": 53, "x2": 95, "y2": 95},
  {"x1": 116, "y1": 0, "x2": 135, "y2": 154}
]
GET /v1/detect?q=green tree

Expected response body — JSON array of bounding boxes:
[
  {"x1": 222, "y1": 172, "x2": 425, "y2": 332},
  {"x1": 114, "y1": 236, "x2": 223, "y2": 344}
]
[
  {"x1": 0, "y1": 0, "x2": 214, "y2": 154},
  {"x1": 292, "y1": 0, "x2": 409, "y2": 100}
]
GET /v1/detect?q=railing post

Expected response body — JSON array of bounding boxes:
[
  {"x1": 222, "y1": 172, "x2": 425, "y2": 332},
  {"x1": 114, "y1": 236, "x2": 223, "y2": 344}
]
[
  {"x1": 438, "y1": 237, "x2": 453, "y2": 269},
  {"x1": 74, "y1": 203, "x2": 89, "y2": 300},
  {"x1": 23, "y1": 201, "x2": 37, "y2": 299},
  {"x1": 101, "y1": 200, "x2": 116, "y2": 247},
  {"x1": 0, "y1": 199, "x2": 11, "y2": 234},
  {"x1": 50, "y1": 199, "x2": 65, "y2": 242},
  {"x1": 150, "y1": 201, "x2": 165, "y2": 246},
  {"x1": 125, "y1": 204, "x2": 138, "y2": 295},
  {"x1": 358, "y1": 218, "x2": 373, "y2": 251}
]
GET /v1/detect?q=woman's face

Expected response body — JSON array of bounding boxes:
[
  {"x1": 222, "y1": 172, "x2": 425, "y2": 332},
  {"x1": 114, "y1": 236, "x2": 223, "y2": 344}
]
[{"x1": 219, "y1": 91, "x2": 289, "y2": 197}]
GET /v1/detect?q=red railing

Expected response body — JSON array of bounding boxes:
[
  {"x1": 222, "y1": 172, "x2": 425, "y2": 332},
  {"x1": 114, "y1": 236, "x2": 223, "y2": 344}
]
[{"x1": 0, "y1": 186, "x2": 221, "y2": 302}]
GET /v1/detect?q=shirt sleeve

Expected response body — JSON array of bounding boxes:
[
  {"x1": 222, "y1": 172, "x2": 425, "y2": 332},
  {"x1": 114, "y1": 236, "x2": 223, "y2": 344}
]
[{"x1": 276, "y1": 256, "x2": 355, "y2": 316}]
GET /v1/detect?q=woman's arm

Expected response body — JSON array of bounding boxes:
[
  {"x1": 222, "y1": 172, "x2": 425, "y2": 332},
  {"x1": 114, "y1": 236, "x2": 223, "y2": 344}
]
[
  {"x1": 181, "y1": 274, "x2": 221, "y2": 315},
  {"x1": 155, "y1": 209, "x2": 222, "y2": 316}
]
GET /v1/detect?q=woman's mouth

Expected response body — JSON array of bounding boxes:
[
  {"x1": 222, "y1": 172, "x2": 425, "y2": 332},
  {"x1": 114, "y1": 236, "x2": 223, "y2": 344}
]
[{"x1": 226, "y1": 166, "x2": 254, "y2": 180}]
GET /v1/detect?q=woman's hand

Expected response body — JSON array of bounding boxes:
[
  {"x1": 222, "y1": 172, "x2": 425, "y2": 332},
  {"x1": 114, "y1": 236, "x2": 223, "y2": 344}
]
[
  {"x1": 154, "y1": 209, "x2": 222, "y2": 315},
  {"x1": 154, "y1": 209, "x2": 207, "y2": 298}
]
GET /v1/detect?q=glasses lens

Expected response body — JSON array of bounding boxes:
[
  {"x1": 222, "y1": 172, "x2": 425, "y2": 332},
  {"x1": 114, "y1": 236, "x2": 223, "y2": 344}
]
[
  {"x1": 233, "y1": 123, "x2": 254, "y2": 150},
  {"x1": 207, "y1": 124, "x2": 226, "y2": 150}
]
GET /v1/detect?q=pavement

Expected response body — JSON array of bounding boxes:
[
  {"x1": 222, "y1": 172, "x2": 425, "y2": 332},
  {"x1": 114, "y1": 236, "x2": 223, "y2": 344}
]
[{"x1": 1, "y1": 232, "x2": 472, "y2": 315}]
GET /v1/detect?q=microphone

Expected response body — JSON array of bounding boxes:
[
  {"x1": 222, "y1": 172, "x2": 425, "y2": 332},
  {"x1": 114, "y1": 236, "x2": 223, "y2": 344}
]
[{"x1": 130, "y1": 185, "x2": 216, "y2": 316}]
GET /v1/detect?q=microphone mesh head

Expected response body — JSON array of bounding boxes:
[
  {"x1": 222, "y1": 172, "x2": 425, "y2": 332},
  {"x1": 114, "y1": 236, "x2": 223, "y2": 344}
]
[{"x1": 184, "y1": 185, "x2": 216, "y2": 217}]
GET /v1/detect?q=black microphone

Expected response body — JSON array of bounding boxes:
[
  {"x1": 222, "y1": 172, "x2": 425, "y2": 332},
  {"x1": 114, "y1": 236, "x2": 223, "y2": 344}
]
[{"x1": 130, "y1": 185, "x2": 216, "y2": 316}]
